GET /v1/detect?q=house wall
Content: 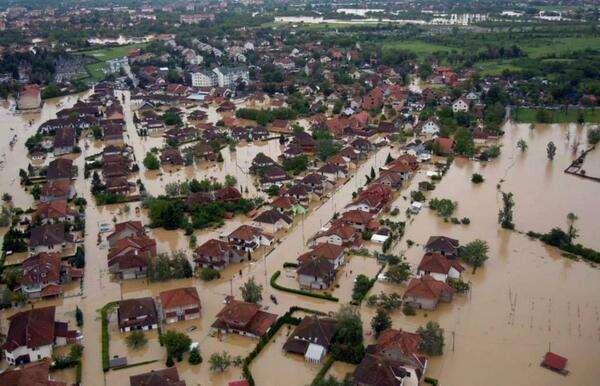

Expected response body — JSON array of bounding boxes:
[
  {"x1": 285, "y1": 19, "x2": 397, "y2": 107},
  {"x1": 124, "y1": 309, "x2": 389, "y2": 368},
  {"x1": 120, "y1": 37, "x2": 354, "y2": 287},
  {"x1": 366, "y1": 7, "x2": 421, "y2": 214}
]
[
  {"x1": 298, "y1": 274, "x2": 329, "y2": 289},
  {"x1": 404, "y1": 295, "x2": 438, "y2": 310},
  {"x1": 417, "y1": 270, "x2": 448, "y2": 282},
  {"x1": 4, "y1": 344, "x2": 53, "y2": 364}
]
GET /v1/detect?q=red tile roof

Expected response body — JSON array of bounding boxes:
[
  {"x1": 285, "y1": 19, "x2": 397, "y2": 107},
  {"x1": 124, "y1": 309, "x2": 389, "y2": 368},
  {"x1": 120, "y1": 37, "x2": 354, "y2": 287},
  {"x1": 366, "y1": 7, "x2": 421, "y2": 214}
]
[
  {"x1": 297, "y1": 243, "x2": 344, "y2": 263},
  {"x1": 159, "y1": 287, "x2": 200, "y2": 310},
  {"x1": 542, "y1": 352, "x2": 567, "y2": 371},
  {"x1": 403, "y1": 275, "x2": 454, "y2": 301},
  {"x1": 417, "y1": 252, "x2": 464, "y2": 275}
]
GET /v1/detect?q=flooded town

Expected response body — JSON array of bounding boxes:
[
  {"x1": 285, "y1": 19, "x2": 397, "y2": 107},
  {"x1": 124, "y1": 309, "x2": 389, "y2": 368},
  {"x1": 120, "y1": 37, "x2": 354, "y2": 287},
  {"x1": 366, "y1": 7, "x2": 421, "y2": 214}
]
[{"x1": 0, "y1": 1, "x2": 599, "y2": 386}]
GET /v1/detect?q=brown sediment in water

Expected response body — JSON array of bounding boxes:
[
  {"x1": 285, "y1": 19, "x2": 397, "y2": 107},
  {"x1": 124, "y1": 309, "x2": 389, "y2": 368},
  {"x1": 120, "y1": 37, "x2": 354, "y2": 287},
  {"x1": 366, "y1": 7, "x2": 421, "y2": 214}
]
[{"x1": 1, "y1": 89, "x2": 600, "y2": 386}]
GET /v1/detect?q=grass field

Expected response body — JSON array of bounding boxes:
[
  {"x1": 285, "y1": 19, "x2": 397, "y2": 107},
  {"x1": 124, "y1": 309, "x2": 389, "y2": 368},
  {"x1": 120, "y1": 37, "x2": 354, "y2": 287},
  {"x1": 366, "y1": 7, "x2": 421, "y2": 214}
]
[
  {"x1": 522, "y1": 37, "x2": 600, "y2": 58},
  {"x1": 382, "y1": 40, "x2": 455, "y2": 58},
  {"x1": 513, "y1": 108, "x2": 600, "y2": 123},
  {"x1": 76, "y1": 43, "x2": 146, "y2": 83}
]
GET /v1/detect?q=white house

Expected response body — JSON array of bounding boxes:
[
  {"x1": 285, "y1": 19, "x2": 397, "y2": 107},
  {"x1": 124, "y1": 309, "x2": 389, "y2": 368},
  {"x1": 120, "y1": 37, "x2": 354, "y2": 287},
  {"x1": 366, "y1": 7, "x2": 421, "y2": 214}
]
[
  {"x1": 417, "y1": 252, "x2": 465, "y2": 282},
  {"x1": 452, "y1": 98, "x2": 469, "y2": 113},
  {"x1": 2, "y1": 307, "x2": 76, "y2": 365},
  {"x1": 419, "y1": 118, "x2": 440, "y2": 135}
]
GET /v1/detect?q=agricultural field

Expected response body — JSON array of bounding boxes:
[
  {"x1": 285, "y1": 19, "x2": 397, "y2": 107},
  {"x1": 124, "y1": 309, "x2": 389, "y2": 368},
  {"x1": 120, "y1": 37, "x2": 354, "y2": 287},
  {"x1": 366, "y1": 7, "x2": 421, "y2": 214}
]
[{"x1": 513, "y1": 107, "x2": 600, "y2": 123}]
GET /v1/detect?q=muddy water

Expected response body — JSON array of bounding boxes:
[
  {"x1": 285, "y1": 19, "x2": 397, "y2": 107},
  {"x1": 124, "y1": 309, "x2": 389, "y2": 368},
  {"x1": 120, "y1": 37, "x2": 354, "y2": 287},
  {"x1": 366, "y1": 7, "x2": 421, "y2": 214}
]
[
  {"x1": 369, "y1": 121, "x2": 600, "y2": 386},
  {"x1": 0, "y1": 93, "x2": 90, "y2": 208},
  {"x1": 3, "y1": 88, "x2": 600, "y2": 386}
]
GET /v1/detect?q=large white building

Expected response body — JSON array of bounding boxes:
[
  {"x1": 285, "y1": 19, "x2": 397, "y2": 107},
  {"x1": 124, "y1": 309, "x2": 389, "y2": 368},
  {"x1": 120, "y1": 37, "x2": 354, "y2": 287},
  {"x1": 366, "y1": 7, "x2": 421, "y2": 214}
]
[
  {"x1": 213, "y1": 66, "x2": 249, "y2": 88},
  {"x1": 190, "y1": 66, "x2": 249, "y2": 88},
  {"x1": 190, "y1": 70, "x2": 216, "y2": 87}
]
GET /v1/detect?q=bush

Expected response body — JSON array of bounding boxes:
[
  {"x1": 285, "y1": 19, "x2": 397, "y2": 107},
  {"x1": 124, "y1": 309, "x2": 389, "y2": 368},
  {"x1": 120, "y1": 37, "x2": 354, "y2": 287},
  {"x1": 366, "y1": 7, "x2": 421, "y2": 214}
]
[
  {"x1": 402, "y1": 303, "x2": 416, "y2": 316},
  {"x1": 460, "y1": 217, "x2": 471, "y2": 225},
  {"x1": 471, "y1": 173, "x2": 484, "y2": 183},
  {"x1": 199, "y1": 267, "x2": 221, "y2": 281},
  {"x1": 126, "y1": 330, "x2": 148, "y2": 350},
  {"x1": 448, "y1": 278, "x2": 470, "y2": 293},
  {"x1": 410, "y1": 190, "x2": 426, "y2": 202},
  {"x1": 189, "y1": 347, "x2": 202, "y2": 365}
]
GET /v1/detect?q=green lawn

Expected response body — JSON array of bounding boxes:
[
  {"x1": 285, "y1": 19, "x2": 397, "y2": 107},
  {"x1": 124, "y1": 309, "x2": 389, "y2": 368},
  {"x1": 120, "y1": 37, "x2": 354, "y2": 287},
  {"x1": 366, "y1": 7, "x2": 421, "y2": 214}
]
[
  {"x1": 383, "y1": 40, "x2": 455, "y2": 58},
  {"x1": 76, "y1": 43, "x2": 147, "y2": 83},
  {"x1": 82, "y1": 43, "x2": 146, "y2": 61},
  {"x1": 475, "y1": 60, "x2": 523, "y2": 76},
  {"x1": 522, "y1": 37, "x2": 600, "y2": 58},
  {"x1": 513, "y1": 108, "x2": 600, "y2": 123}
]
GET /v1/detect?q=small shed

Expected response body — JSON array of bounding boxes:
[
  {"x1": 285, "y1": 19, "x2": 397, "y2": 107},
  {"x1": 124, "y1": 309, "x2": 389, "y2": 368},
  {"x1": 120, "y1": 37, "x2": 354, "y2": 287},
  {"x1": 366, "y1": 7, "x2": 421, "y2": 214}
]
[
  {"x1": 109, "y1": 356, "x2": 127, "y2": 369},
  {"x1": 305, "y1": 343, "x2": 326, "y2": 363}
]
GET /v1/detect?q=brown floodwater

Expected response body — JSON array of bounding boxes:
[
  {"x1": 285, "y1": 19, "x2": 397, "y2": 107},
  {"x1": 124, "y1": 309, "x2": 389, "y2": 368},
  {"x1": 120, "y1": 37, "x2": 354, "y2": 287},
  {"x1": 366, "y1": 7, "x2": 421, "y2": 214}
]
[{"x1": 2, "y1": 89, "x2": 600, "y2": 386}]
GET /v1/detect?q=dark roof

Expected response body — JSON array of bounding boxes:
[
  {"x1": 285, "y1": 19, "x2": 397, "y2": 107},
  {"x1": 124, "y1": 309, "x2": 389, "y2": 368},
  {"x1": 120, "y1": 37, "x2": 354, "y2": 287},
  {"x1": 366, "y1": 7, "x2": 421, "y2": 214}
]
[
  {"x1": 118, "y1": 297, "x2": 158, "y2": 329},
  {"x1": 2, "y1": 306, "x2": 57, "y2": 352},
  {"x1": 29, "y1": 223, "x2": 68, "y2": 248},
  {"x1": 296, "y1": 256, "x2": 335, "y2": 279},
  {"x1": 253, "y1": 209, "x2": 292, "y2": 225},
  {"x1": 283, "y1": 316, "x2": 337, "y2": 355},
  {"x1": 353, "y1": 353, "x2": 413, "y2": 386},
  {"x1": 46, "y1": 158, "x2": 74, "y2": 180},
  {"x1": 424, "y1": 236, "x2": 459, "y2": 255},
  {"x1": 129, "y1": 367, "x2": 186, "y2": 386},
  {"x1": 0, "y1": 360, "x2": 65, "y2": 386}
]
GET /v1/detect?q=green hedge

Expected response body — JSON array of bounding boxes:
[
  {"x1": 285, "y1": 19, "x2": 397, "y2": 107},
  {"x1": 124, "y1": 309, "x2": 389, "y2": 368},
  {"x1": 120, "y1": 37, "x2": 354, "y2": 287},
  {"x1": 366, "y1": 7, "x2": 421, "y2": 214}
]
[
  {"x1": 424, "y1": 376, "x2": 439, "y2": 385},
  {"x1": 282, "y1": 262, "x2": 299, "y2": 268},
  {"x1": 310, "y1": 356, "x2": 335, "y2": 386},
  {"x1": 270, "y1": 270, "x2": 339, "y2": 302},
  {"x1": 242, "y1": 306, "x2": 325, "y2": 386},
  {"x1": 350, "y1": 263, "x2": 386, "y2": 306},
  {"x1": 100, "y1": 302, "x2": 119, "y2": 372}
]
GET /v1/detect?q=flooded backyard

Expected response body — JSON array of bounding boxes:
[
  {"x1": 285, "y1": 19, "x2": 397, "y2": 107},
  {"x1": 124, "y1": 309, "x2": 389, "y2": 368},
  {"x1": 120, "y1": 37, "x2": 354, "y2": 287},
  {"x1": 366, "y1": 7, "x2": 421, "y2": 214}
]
[{"x1": 0, "y1": 87, "x2": 599, "y2": 386}]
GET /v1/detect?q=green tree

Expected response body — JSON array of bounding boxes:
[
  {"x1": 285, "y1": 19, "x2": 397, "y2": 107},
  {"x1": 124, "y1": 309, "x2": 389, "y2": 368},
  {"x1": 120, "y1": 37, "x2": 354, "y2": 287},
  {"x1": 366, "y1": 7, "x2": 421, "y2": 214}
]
[
  {"x1": 143, "y1": 152, "x2": 160, "y2": 170},
  {"x1": 188, "y1": 347, "x2": 202, "y2": 365},
  {"x1": 31, "y1": 184, "x2": 41, "y2": 200},
  {"x1": 471, "y1": 173, "x2": 484, "y2": 183},
  {"x1": 385, "y1": 262, "x2": 411, "y2": 284},
  {"x1": 240, "y1": 277, "x2": 263, "y2": 303},
  {"x1": 461, "y1": 239, "x2": 489, "y2": 272},
  {"x1": 126, "y1": 330, "x2": 148, "y2": 350},
  {"x1": 498, "y1": 192, "x2": 515, "y2": 229},
  {"x1": 429, "y1": 198, "x2": 456, "y2": 218},
  {"x1": 517, "y1": 138, "x2": 528, "y2": 152},
  {"x1": 418, "y1": 321, "x2": 444, "y2": 356},
  {"x1": 266, "y1": 184, "x2": 280, "y2": 197},
  {"x1": 75, "y1": 306, "x2": 83, "y2": 327},
  {"x1": 159, "y1": 331, "x2": 192, "y2": 361},
  {"x1": 224, "y1": 175, "x2": 237, "y2": 187},
  {"x1": 331, "y1": 305, "x2": 365, "y2": 364},
  {"x1": 351, "y1": 274, "x2": 372, "y2": 302},
  {"x1": 587, "y1": 128, "x2": 600, "y2": 145},
  {"x1": 454, "y1": 128, "x2": 475, "y2": 157},
  {"x1": 199, "y1": 267, "x2": 221, "y2": 281},
  {"x1": 371, "y1": 308, "x2": 392, "y2": 338},
  {"x1": 209, "y1": 351, "x2": 232, "y2": 372},
  {"x1": 546, "y1": 141, "x2": 557, "y2": 160}
]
